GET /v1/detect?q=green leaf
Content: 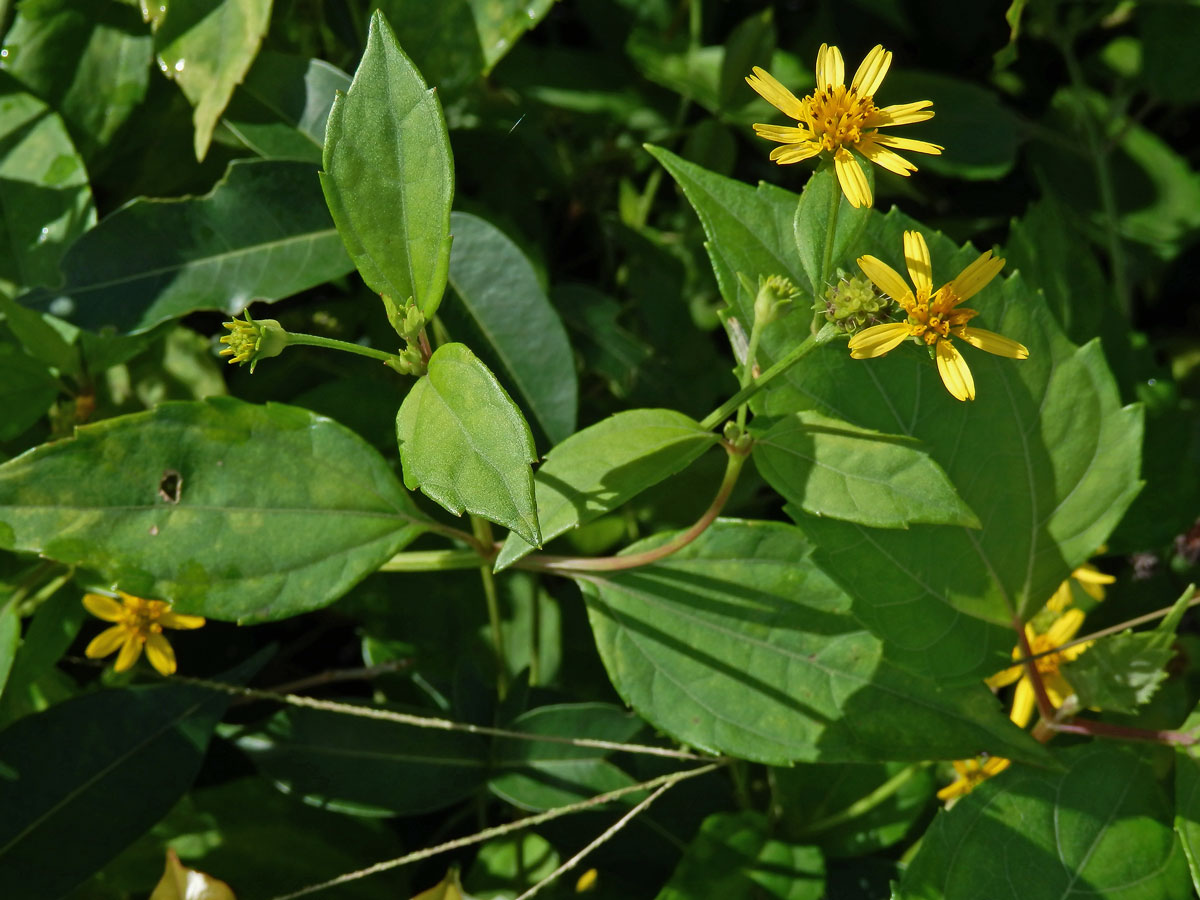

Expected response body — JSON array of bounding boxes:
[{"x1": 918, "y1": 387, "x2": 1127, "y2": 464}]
[
  {"x1": 153, "y1": 0, "x2": 272, "y2": 160},
  {"x1": 657, "y1": 811, "x2": 825, "y2": 900},
  {"x1": 236, "y1": 702, "x2": 488, "y2": 816},
  {"x1": 494, "y1": 408, "x2": 718, "y2": 571},
  {"x1": 0, "y1": 0, "x2": 153, "y2": 160},
  {"x1": 783, "y1": 209, "x2": 1143, "y2": 681},
  {"x1": 466, "y1": 833, "x2": 559, "y2": 900},
  {"x1": 717, "y1": 9, "x2": 775, "y2": 111},
  {"x1": 751, "y1": 410, "x2": 980, "y2": 529},
  {"x1": 20, "y1": 158, "x2": 353, "y2": 334},
  {"x1": 793, "y1": 167, "x2": 872, "y2": 296},
  {"x1": 0, "y1": 588, "x2": 85, "y2": 726},
  {"x1": 0, "y1": 341, "x2": 56, "y2": 441},
  {"x1": 0, "y1": 293, "x2": 81, "y2": 376},
  {"x1": 0, "y1": 397, "x2": 428, "y2": 622},
  {"x1": 1175, "y1": 704, "x2": 1200, "y2": 896},
  {"x1": 0, "y1": 601, "x2": 17, "y2": 701},
  {"x1": 220, "y1": 51, "x2": 351, "y2": 163},
  {"x1": 1066, "y1": 630, "x2": 1174, "y2": 715},
  {"x1": 902, "y1": 745, "x2": 1192, "y2": 900},
  {"x1": 447, "y1": 211, "x2": 577, "y2": 444},
  {"x1": 1141, "y1": 4, "x2": 1200, "y2": 105},
  {"x1": 772, "y1": 761, "x2": 934, "y2": 858},
  {"x1": 489, "y1": 703, "x2": 643, "y2": 811},
  {"x1": 320, "y1": 9, "x2": 454, "y2": 318},
  {"x1": 0, "y1": 671, "x2": 248, "y2": 899},
  {"x1": 0, "y1": 74, "x2": 95, "y2": 298},
  {"x1": 580, "y1": 520, "x2": 1052, "y2": 766},
  {"x1": 880, "y1": 71, "x2": 1019, "y2": 180},
  {"x1": 396, "y1": 342, "x2": 540, "y2": 546}
]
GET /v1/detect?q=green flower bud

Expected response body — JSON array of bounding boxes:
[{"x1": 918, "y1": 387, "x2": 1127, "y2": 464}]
[
  {"x1": 814, "y1": 272, "x2": 892, "y2": 333},
  {"x1": 754, "y1": 275, "x2": 800, "y2": 326},
  {"x1": 218, "y1": 311, "x2": 290, "y2": 373}
]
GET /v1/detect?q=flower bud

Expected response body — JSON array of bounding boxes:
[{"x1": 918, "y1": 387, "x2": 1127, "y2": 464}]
[
  {"x1": 754, "y1": 275, "x2": 800, "y2": 326},
  {"x1": 218, "y1": 311, "x2": 290, "y2": 373},
  {"x1": 814, "y1": 272, "x2": 892, "y2": 333}
]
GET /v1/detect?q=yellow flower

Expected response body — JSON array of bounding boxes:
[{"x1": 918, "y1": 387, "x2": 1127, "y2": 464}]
[
  {"x1": 847, "y1": 231, "x2": 1029, "y2": 401},
  {"x1": 83, "y1": 591, "x2": 205, "y2": 676},
  {"x1": 218, "y1": 310, "x2": 289, "y2": 373},
  {"x1": 936, "y1": 755, "x2": 1011, "y2": 802},
  {"x1": 1046, "y1": 561, "x2": 1115, "y2": 613},
  {"x1": 986, "y1": 608, "x2": 1090, "y2": 728},
  {"x1": 746, "y1": 44, "x2": 943, "y2": 207}
]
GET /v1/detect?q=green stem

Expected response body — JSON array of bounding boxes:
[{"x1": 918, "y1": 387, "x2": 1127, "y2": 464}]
[
  {"x1": 285, "y1": 332, "x2": 406, "y2": 367},
  {"x1": 797, "y1": 762, "x2": 930, "y2": 836},
  {"x1": 813, "y1": 174, "x2": 842, "y2": 333},
  {"x1": 473, "y1": 516, "x2": 509, "y2": 697},
  {"x1": 517, "y1": 448, "x2": 747, "y2": 574},
  {"x1": 1058, "y1": 34, "x2": 1129, "y2": 316},
  {"x1": 699, "y1": 328, "x2": 831, "y2": 431},
  {"x1": 735, "y1": 314, "x2": 766, "y2": 431},
  {"x1": 379, "y1": 549, "x2": 487, "y2": 573}
]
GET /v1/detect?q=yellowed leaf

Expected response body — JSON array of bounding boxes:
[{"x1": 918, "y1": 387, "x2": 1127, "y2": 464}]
[{"x1": 411, "y1": 867, "x2": 478, "y2": 900}]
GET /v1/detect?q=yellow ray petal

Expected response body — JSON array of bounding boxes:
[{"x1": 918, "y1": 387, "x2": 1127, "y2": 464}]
[
  {"x1": 870, "y1": 100, "x2": 934, "y2": 127},
  {"x1": 1010, "y1": 678, "x2": 1035, "y2": 728},
  {"x1": 816, "y1": 43, "x2": 845, "y2": 89},
  {"x1": 115, "y1": 632, "x2": 144, "y2": 672},
  {"x1": 858, "y1": 139, "x2": 918, "y2": 176},
  {"x1": 753, "y1": 123, "x2": 813, "y2": 144},
  {"x1": 985, "y1": 661, "x2": 1023, "y2": 689},
  {"x1": 948, "y1": 251, "x2": 1005, "y2": 303},
  {"x1": 1047, "y1": 607, "x2": 1086, "y2": 644},
  {"x1": 83, "y1": 593, "x2": 126, "y2": 622},
  {"x1": 872, "y1": 133, "x2": 944, "y2": 155},
  {"x1": 857, "y1": 255, "x2": 912, "y2": 303},
  {"x1": 86, "y1": 625, "x2": 128, "y2": 659},
  {"x1": 1046, "y1": 579, "x2": 1074, "y2": 613},
  {"x1": 903, "y1": 231, "x2": 933, "y2": 297},
  {"x1": 850, "y1": 45, "x2": 891, "y2": 96},
  {"x1": 848, "y1": 322, "x2": 911, "y2": 358},
  {"x1": 935, "y1": 339, "x2": 974, "y2": 401},
  {"x1": 145, "y1": 632, "x2": 177, "y2": 676},
  {"x1": 746, "y1": 67, "x2": 808, "y2": 120},
  {"x1": 956, "y1": 327, "x2": 1028, "y2": 359},
  {"x1": 770, "y1": 143, "x2": 822, "y2": 164},
  {"x1": 833, "y1": 148, "x2": 871, "y2": 208},
  {"x1": 159, "y1": 610, "x2": 206, "y2": 630},
  {"x1": 982, "y1": 757, "x2": 1011, "y2": 777}
]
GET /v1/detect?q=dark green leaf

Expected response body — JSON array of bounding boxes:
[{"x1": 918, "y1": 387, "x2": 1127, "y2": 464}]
[
  {"x1": 153, "y1": 0, "x2": 272, "y2": 160},
  {"x1": 237, "y1": 702, "x2": 488, "y2": 816},
  {"x1": 902, "y1": 745, "x2": 1191, "y2": 900},
  {"x1": 880, "y1": 71, "x2": 1019, "y2": 180},
  {"x1": 580, "y1": 520, "x2": 1052, "y2": 766},
  {"x1": 0, "y1": 588, "x2": 85, "y2": 726},
  {"x1": 489, "y1": 703, "x2": 643, "y2": 811},
  {"x1": 751, "y1": 409, "x2": 980, "y2": 529},
  {"x1": 1175, "y1": 704, "x2": 1200, "y2": 896},
  {"x1": 773, "y1": 761, "x2": 934, "y2": 858},
  {"x1": 0, "y1": 601, "x2": 16, "y2": 700},
  {"x1": 657, "y1": 811, "x2": 825, "y2": 900},
  {"x1": 447, "y1": 211, "x2": 577, "y2": 444},
  {"x1": 221, "y1": 51, "x2": 351, "y2": 163},
  {"x1": 0, "y1": 341, "x2": 56, "y2": 441},
  {"x1": 320, "y1": 9, "x2": 453, "y2": 317},
  {"x1": 20, "y1": 158, "x2": 354, "y2": 334},
  {"x1": 0, "y1": 397, "x2": 428, "y2": 622},
  {"x1": 396, "y1": 342, "x2": 541, "y2": 546},
  {"x1": 0, "y1": 293, "x2": 80, "y2": 376},
  {"x1": 718, "y1": 9, "x2": 775, "y2": 111},
  {"x1": 0, "y1": 74, "x2": 95, "y2": 297},
  {"x1": 1141, "y1": 4, "x2": 1200, "y2": 105},
  {"x1": 784, "y1": 210, "x2": 1143, "y2": 681},
  {"x1": 0, "y1": 673, "x2": 245, "y2": 899},
  {"x1": 0, "y1": 0, "x2": 153, "y2": 160},
  {"x1": 495, "y1": 408, "x2": 718, "y2": 571}
]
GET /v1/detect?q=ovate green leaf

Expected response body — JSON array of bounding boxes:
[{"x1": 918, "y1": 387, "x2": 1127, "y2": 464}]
[
  {"x1": 447, "y1": 211, "x2": 576, "y2": 444},
  {"x1": 20, "y1": 158, "x2": 353, "y2": 334},
  {"x1": 580, "y1": 520, "x2": 1051, "y2": 766},
  {"x1": 793, "y1": 167, "x2": 871, "y2": 294},
  {"x1": 0, "y1": 397, "x2": 428, "y2": 622},
  {"x1": 153, "y1": 0, "x2": 272, "y2": 160},
  {"x1": 657, "y1": 811, "x2": 824, "y2": 900},
  {"x1": 902, "y1": 745, "x2": 1191, "y2": 900},
  {"x1": 0, "y1": 74, "x2": 95, "y2": 297},
  {"x1": 495, "y1": 408, "x2": 718, "y2": 571},
  {"x1": 752, "y1": 409, "x2": 979, "y2": 529},
  {"x1": 320, "y1": 9, "x2": 453, "y2": 318},
  {"x1": 396, "y1": 342, "x2": 541, "y2": 546}
]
